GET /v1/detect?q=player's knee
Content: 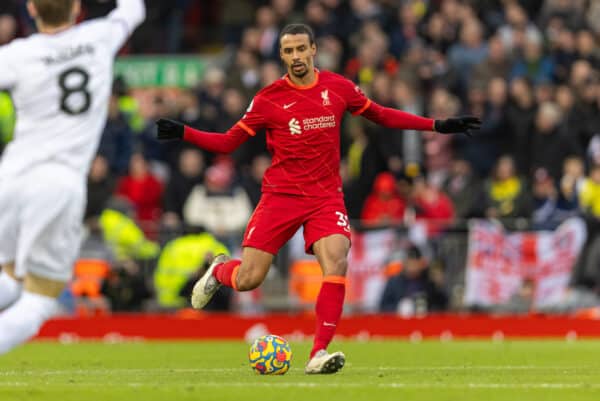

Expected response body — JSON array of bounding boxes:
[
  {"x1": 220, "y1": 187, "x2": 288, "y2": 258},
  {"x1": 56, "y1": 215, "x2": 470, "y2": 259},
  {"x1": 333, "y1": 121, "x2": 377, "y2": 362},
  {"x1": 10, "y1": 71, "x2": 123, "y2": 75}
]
[
  {"x1": 235, "y1": 275, "x2": 262, "y2": 291},
  {"x1": 327, "y1": 256, "x2": 348, "y2": 276},
  {"x1": 235, "y1": 269, "x2": 264, "y2": 291}
]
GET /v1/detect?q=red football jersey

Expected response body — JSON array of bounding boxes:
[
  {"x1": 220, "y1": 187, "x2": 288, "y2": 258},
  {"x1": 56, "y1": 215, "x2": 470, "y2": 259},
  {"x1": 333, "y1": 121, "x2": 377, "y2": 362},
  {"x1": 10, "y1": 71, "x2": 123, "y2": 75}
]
[{"x1": 236, "y1": 70, "x2": 371, "y2": 197}]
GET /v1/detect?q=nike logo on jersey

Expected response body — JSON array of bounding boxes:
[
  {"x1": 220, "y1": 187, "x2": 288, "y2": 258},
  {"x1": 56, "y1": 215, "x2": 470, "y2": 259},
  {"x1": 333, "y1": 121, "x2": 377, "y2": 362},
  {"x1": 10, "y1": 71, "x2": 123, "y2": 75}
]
[
  {"x1": 323, "y1": 322, "x2": 336, "y2": 327},
  {"x1": 283, "y1": 102, "x2": 297, "y2": 109}
]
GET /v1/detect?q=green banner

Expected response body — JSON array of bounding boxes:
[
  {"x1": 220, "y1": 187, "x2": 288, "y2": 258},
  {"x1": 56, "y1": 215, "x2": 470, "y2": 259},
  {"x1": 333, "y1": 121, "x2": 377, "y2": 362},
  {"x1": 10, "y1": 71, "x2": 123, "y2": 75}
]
[{"x1": 114, "y1": 56, "x2": 207, "y2": 88}]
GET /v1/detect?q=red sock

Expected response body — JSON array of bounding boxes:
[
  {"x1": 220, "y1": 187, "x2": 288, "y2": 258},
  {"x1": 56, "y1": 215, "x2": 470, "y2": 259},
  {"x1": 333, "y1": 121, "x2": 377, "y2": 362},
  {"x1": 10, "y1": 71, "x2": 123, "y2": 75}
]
[
  {"x1": 310, "y1": 276, "x2": 346, "y2": 358},
  {"x1": 212, "y1": 259, "x2": 241, "y2": 290}
]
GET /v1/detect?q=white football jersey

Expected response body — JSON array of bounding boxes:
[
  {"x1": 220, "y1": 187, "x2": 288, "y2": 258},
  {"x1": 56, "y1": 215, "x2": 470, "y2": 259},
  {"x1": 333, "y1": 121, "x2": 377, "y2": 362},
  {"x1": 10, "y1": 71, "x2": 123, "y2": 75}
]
[{"x1": 0, "y1": 0, "x2": 145, "y2": 179}]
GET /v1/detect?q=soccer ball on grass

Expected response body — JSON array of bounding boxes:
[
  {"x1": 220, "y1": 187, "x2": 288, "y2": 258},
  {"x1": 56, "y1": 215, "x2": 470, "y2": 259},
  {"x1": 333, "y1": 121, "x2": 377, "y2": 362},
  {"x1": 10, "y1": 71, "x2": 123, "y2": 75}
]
[{"x1": 248, "y1": 334, "x2": 292, "y2": 375}]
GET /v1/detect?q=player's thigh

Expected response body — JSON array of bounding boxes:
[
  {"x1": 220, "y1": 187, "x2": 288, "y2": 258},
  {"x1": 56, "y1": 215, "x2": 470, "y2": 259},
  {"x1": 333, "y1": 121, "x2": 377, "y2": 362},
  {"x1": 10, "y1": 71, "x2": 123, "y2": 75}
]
[
  {"x1": 303, "y1": 196, "x2": 351, "y2": 256},
  {"x1": 0, "y1": 179, "x2": 20, "y2": 269},
  {"x1": 24, "y1": 272, "x2": 67, "y2": 298},
  {"x1": 242, "y1": 193, "x2": 306, "y2": 255},
  {"x1": 17, "y1": 167, "x2": 84, "y2": 284}
]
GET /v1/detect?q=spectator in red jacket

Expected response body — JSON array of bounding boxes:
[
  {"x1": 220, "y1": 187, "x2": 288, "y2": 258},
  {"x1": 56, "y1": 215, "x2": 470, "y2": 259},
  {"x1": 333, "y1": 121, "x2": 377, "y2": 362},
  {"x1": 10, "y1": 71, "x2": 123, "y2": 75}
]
[
  {"x1": 412, "y1": 176, "x2": 454, "y2": 236},
  {"x1": 361, "y1": 172, "x2": 406, "y2": 228},
  {"x1": 116, "y1": 152, "x2": 163, "y2": 237}
]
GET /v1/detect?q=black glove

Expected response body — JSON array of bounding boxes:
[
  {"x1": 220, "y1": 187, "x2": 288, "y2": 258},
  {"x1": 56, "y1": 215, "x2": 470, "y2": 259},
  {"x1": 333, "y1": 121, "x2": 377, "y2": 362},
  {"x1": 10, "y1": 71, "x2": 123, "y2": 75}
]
[
  {"x1": 434, "y1": 116, "x2": 482, "y2": 136},
  {"x1": 156, "y1": 118, "x2": 184, "y2": 140}
]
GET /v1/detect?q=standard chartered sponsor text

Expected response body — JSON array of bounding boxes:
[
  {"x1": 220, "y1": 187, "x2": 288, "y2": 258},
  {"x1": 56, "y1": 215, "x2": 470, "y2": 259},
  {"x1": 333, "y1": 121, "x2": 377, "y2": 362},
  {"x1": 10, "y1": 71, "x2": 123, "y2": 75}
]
[{"x1": 303, "y1": 115, "x2": 336, "y2": 130}]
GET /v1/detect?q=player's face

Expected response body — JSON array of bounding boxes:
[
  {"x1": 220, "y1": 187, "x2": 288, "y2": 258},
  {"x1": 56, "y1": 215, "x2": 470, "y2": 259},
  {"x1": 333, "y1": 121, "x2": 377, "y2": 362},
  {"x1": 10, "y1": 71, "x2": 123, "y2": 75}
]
[{"x1": 280, "y1": 34, "x2": 316, "y2": 78}]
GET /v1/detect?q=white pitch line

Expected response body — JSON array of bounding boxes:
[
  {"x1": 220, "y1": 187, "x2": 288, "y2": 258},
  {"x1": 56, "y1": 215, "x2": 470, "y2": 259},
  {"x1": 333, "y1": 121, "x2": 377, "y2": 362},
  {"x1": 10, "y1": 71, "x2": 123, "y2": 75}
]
[
  {"x1": 0, "y1": 382, "x2": 598, "y2": 390},
  {"x1": 0, "y1": 365, "x2": 592, "y2": 377}
]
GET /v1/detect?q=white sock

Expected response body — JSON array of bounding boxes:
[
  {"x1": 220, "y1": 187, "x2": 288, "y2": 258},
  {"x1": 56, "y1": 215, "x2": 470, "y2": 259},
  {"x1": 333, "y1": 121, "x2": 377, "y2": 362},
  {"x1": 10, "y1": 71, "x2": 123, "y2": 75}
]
[
  {"x1": 0, "y1": 291, "x2": 58, "y2": 355},
  {"x1": 0, "y1": 271, "x2": 22, "y2": 310}
]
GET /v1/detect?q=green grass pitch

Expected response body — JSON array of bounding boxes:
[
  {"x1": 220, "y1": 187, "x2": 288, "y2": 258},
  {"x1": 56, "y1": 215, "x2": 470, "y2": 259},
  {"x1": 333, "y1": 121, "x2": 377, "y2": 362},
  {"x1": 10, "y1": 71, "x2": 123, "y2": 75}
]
[{"x1": 1, "y1": 340, "x2": 600, "y2": 401}]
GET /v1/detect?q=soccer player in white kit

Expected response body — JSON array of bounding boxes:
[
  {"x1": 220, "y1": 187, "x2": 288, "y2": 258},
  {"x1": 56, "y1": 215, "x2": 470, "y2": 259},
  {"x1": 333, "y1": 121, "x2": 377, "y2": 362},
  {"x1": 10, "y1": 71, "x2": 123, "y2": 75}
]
[{"x1": 0, "y1": 0, "x2": 145, "y2": 354}]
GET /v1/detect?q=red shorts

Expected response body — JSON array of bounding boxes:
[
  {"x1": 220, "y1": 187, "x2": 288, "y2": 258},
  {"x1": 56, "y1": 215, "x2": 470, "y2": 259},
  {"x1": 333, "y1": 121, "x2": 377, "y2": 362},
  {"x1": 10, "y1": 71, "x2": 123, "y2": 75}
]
[{"x1": 242, "y1": 193, "x2": 351, "y2": 255}]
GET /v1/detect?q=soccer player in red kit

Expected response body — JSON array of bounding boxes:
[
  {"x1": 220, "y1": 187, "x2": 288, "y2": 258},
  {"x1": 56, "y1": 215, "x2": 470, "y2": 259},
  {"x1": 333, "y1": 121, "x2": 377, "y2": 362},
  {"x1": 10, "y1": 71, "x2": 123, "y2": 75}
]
[{"x1": 156, "y1": 24, "x2": 480, "y2": 374}]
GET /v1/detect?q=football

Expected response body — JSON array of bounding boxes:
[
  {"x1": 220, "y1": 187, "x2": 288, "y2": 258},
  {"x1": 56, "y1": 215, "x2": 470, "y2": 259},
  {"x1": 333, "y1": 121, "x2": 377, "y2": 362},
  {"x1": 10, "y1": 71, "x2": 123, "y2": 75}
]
[{"x1": 248, "y1": 334, "x2": 292, "y2": 375}]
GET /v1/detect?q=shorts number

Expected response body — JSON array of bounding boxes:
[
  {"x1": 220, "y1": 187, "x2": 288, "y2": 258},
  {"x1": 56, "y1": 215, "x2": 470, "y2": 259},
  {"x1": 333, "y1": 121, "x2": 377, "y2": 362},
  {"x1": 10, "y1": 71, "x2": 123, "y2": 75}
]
[
  {"x1": 58, "y1": 67, "x2": 91, "y2": 115},
  {"x1": 335, "y1": 211, "x2": 350, "y2": 232}
]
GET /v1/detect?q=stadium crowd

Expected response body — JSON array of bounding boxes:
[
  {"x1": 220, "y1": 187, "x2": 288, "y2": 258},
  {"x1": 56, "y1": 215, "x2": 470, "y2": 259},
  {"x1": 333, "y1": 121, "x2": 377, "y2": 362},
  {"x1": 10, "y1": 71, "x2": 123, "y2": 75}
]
[{"x1": 1, "y1": 0, "x2": 599, "y2": 316}]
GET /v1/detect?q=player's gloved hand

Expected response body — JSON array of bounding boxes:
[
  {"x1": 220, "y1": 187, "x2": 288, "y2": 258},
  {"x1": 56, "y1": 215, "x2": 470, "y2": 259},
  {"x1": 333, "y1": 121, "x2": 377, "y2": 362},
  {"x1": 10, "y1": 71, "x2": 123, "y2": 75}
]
[
  {"x1": 156, "y1": 118, "x2": 184, "y2": 140},
  {"x1": 434, "y1": 116, "x2": 482, "y2": 137}
]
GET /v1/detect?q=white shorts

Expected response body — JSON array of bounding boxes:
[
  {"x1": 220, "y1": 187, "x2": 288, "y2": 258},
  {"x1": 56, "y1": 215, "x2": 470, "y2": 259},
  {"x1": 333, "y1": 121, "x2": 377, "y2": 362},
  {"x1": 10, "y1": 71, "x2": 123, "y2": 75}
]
[{"x1": 0, "y1": 163, "x2": 85, "y2": 281}]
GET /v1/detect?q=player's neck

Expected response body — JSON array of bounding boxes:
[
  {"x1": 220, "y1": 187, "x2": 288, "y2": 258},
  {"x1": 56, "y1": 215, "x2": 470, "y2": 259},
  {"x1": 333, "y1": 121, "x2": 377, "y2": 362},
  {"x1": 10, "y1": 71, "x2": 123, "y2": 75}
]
[
  {"x1": 287, "y1": 68, "x2": 317, "y2": 87},
  {"x1": 36, "y1": 21, "x2": 73, "y2": 35}
]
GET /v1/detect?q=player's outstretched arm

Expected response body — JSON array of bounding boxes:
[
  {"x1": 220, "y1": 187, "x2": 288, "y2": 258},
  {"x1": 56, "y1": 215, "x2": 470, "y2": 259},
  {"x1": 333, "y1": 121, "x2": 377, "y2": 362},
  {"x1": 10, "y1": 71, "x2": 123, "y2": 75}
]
[
  {"x1": 155, "y1": 118, "x2": 250, "y2": 153},
  {"x1": 110, "y1": 0, "x2": 146, "y2": 30},
  {"x1": 360, "y1": 101, "x2": 481, "y2": 136}
]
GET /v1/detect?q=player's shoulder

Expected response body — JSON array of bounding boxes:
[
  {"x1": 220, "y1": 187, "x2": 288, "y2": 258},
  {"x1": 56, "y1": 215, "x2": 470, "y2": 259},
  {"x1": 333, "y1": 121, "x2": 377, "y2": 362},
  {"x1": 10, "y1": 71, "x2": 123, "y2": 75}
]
[
  {"x1": 0, "y1": 36, "x2": 31, "y2": 55},
  {"x1": 254, "y1": 77, "x2": 287, "y2": 99},
  {"x1": 319, "y1": 70, "x2": 351, "y2": 85},
  {"x1": 71, "y1": 18, "x2": 111, "y2": 37}
]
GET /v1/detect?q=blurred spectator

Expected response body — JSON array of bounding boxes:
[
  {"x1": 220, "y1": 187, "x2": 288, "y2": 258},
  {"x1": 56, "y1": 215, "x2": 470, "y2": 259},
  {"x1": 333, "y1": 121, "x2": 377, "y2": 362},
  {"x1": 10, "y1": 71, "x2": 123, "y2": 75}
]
[
  {"x1": 411, "y1": 176, "x2": 454, "y2": 235},
  {"x1": 530, "y1": 168, "x2": 563, "y2": 230},
  {"x1": 226, "y1": 47, "x2": 261, "y2": 101},
  {"x1": 392, "y1": 78, "x2": 424, "y2": 169},
  {"x1": 572, "y1": 162, "x2": 600, "y2": 289},
  {"x1": 442, "y1": 159, "x2": 482, "y2": 219},
  {"x1": 578, "y1": 164, "x2": 600, "y2": 218},
  {"x1": 575, "y1": 29, "x2": 600, "y2": 69},
  {"x1": 260, "y1": 61, "x2": 284, "y2": 87},
  {"x1": 113, "y1": 76, "x2": 144, "y2": 133},
  {"x1": 529, "y1": 101, "x2": 581, "y2": 181},
  {"x1": 540, "y1": 0, "x2": 586, "y2": 31},
  {"x1": 344, "y1": 26, "x2": 390, "y2": 86},
  {"x1": 361, "y1": 172, "x2": 406, "y2": 228},
  {"x1": 422, "y1": 88, "x2": 459, "y2": 184},
  {"x1": 315, "y1": 35, "x2": 344, "y2": 72},
  {"x1": 101, "y1": 259, "x2": 152, "y2": 312},
  {"x1": 85, "y1": 155, "x2": 116, "y2": 220},
  {"x1": 447, "y1": 19, "x2": 488, "y2": 94},
  {"x1": 272, "y1": 0, "x2": 304, "y2": 26},
  {"x1": 97, "y1": 92, "x2": 134, "y2": 176},
  {"x1": 492, "y1": 277, "x2": 535, "y2": 314},
  {"x1": 552, "y1": 28, "x2": 577, "y2": 83},
  {"x1": 99, "y1": 206, "x2": 160, "y2": 262},
  {"x1": 388, "y1": 2, "x2": 423, "y2": 58},
  {"x1": 241, "y1": 153, "x2": 271, "y2": 207},
  {"x1": 379, "y1": 244, "x2": 448, "y2": 314},
  {"x1": 255, "y1": 6, "x2": 279, "y2": 60},
  {"x1": 497, "y1": 2, "x2": 542, "y2": 53},
  {"x1": 422, "y1": 12, "x2": 454, "y2": 54},
  {"x1": 505, "y1": 77, "x2": 536, "y2": 175},
  {"x1": 510, "y1": 36, "x2": 555, "y2": 85},
  {"x1": 0, "y1": 1, "x2": 18, "y2": 45},
  {"x1": 183, "y1": 158, "x2": 253, "y2": 247},
  {"x1": 483, "y1": 155, "x2": 532, "y2": 223},
  {"x1": 472, "y1": 35, "x2": 512, "y2": 87},
  {"x1": 220, "y1": 0, "x2": 255, "y2": 45},
  {"x1": 572, "y1": 69, "x2": 600, "y2": 149},
  {"x1": 197, "y1": 67, "x2": 227, "y2": 131},
  {"x1": 305, "y1": 0, "x2": 337, "y2": 40},
  {"x1": 154, "y1": 227, "x2": 229, "y2": 309},
  {"x1": 116, "y1": 153, "x2": 164, "y2": 237},
  {"x1": 456, "y1": 82, "x2": 504, "y2": 177},
  {"x1": 162, "y1": 148, "x2": 205, "y2": 231}
]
